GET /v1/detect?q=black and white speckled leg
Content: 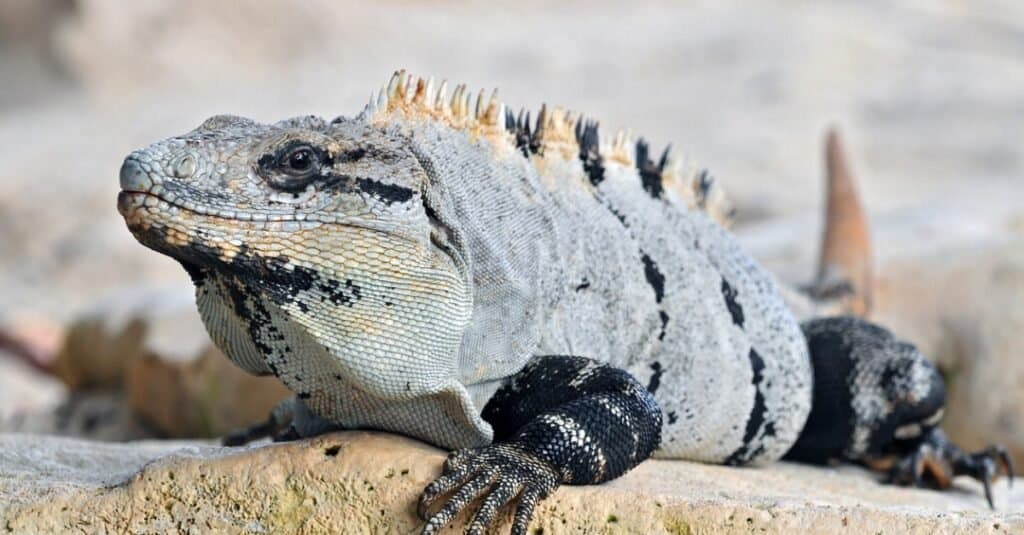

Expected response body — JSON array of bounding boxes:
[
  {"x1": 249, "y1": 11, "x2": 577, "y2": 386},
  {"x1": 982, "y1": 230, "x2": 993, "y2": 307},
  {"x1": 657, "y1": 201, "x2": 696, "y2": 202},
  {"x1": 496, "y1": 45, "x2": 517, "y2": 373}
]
[
  {"x1": 786, "y1": 316, "x2": 1013, "y2": 508},
  {"x1": 222, "y1": 396, "x2": 337, "y2": 446},
  {"x1": 418, "y1": 355, "x2": 662, "y2": 535}
]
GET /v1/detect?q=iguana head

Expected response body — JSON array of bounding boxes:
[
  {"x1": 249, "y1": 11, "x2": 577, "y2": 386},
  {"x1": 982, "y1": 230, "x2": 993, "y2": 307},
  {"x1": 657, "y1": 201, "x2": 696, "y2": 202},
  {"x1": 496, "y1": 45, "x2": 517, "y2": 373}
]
[
  {"x1": 117, "y1": 113, "x2": 436, "y2": 281},
  {"x1": 118, "y1": 110, "x2": 477, "y2": 412}
]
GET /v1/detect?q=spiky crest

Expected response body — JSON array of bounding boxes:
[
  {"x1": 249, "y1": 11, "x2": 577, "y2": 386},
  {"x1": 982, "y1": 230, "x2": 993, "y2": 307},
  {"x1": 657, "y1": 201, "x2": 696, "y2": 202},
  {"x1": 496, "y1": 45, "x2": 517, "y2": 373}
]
[{"x1": 363, "y1": 69, "x2": 734, "y2": 228}]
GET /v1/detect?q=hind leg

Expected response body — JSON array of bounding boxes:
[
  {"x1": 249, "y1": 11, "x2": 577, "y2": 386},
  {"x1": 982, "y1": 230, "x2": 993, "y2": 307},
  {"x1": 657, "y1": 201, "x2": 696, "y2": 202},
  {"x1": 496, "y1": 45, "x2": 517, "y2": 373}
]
[{"x1": 785, "y1": 316, "x2": 1012, "y2": 507}]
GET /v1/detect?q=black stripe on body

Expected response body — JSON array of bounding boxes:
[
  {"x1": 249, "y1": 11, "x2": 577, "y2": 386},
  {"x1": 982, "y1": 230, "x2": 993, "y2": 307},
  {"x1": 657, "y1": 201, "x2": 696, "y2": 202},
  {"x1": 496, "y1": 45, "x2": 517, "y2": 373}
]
[
  {"x1": 724, "y1": 348, "x2": 774, "y2": 465},
  {"x1": 572, "y1": 123, "x2": 672, "y2": 348},
  {"x1": 720, "y1": 277, "x2": 745, "y2": 327}
]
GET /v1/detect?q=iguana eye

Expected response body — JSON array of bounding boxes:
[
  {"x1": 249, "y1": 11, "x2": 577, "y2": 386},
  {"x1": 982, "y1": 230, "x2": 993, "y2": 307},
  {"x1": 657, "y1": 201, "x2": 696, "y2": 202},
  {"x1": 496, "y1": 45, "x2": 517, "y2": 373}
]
[
  {"x1": 259, "y1": 143, "x2": 324, "y2": 192},
  {"x1": 280, "y1": 146, "x2": 318, "y2": 176}
]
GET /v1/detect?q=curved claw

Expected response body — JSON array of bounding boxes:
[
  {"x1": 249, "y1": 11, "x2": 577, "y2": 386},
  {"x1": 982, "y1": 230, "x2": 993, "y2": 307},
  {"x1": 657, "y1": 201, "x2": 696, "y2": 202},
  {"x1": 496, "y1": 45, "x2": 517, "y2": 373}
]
[
  {"x1": 875, "y1": 428, "x2": 1014, "y2": 509},
  {"x1": 991, "y1": 445, "x2": 1014, "y2": 489},
  {"x1": 973, "y1": 445, "x2": 1013, "y2": 509},
  {"x1": 955, "y1": 444, "x2": 1015, "y2": 509},
  {"x1": 982, "y1": 469, "x2": 995, "y2": 510},
  {"x1": 911, "y1": 449, "x2": 925, "y2": 488}
]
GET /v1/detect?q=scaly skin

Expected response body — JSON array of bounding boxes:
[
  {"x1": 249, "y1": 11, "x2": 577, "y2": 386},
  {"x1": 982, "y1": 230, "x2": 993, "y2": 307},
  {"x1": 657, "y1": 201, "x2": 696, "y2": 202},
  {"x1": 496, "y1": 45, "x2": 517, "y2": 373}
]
[{"x1": 119, "y1": 70, "x2": 1011, "y2": 534}]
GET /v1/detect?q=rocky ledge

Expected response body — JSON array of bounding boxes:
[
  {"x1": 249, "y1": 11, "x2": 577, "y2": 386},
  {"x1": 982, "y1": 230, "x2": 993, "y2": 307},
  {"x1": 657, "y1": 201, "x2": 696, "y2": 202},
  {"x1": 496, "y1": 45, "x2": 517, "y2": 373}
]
[{"x1": 1, "y1": 432, "x2": 1021, "y2": 534}]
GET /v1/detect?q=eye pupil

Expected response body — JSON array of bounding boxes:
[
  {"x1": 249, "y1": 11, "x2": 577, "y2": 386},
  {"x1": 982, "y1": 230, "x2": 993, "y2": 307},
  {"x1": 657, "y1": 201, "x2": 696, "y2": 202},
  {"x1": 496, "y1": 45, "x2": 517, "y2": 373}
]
[{"x1": 288, "y1": 149, "x2": 312, "y2": 171}]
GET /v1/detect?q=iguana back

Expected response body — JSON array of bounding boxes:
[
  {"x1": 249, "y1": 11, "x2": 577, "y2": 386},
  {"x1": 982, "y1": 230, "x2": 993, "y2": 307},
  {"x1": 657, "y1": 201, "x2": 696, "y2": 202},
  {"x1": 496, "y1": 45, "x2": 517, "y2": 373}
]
[{"x1": 363, "y1": 74, "x2": 812, "y2": 464}]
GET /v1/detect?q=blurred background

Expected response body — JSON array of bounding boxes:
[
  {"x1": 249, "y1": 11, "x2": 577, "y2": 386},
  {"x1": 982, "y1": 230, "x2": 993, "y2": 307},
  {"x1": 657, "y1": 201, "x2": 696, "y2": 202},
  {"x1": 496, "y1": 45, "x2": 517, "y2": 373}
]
[{"x1": 0, "y1": 0, "x2": 1021, "y2": 467}]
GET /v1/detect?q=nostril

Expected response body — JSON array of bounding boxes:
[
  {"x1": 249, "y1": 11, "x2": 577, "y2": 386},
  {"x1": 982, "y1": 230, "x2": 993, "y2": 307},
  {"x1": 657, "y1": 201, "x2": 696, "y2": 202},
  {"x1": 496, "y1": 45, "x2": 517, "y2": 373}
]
[
  {"x1": 172, "y1": 154, "x2": 197, "y2": 178},
  {"x1": 119, "y1": 158, "x2": 153, "y2": 192}
]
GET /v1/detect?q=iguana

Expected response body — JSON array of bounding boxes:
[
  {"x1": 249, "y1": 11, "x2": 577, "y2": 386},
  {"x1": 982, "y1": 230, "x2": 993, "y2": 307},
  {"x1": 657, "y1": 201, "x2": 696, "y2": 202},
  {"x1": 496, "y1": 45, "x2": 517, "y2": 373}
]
[{"x1": 117, "y1": 70, "x2": 1012, "y2": 534}]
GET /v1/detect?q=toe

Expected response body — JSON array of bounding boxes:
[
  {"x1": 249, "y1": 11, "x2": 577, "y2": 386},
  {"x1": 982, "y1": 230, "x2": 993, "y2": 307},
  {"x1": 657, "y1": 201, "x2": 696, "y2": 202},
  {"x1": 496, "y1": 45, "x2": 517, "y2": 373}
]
[
  {"x1": 511, "y1": 486, "x2": 543, "y2": 535},
  {"x1": 421, "y1": 472, "x2": 495, "y2": 535},
  {"x1": 418, "y1": 463, "x2": 476, "y2": 520},
  {"x1": 465, "y1": 480, "x2": 521, "y2": 535}
]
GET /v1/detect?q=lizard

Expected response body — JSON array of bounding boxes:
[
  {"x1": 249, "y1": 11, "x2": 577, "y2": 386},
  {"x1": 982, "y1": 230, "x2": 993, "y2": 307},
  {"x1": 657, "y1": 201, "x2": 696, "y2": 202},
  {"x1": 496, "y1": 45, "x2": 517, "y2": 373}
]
[{"x1": 117, "y1": 70, "x2": 1012, "y2": 534}]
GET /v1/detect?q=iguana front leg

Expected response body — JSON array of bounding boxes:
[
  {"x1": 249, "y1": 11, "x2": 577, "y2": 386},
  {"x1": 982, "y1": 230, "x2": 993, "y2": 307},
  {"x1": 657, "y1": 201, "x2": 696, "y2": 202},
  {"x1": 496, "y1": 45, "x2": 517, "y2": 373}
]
[
  {"x1": 418, "y1": 356, "x2": 663, "y2": 535},
  {"x1": 223, "y1": 396, "x2": 338, "y2": 446}
]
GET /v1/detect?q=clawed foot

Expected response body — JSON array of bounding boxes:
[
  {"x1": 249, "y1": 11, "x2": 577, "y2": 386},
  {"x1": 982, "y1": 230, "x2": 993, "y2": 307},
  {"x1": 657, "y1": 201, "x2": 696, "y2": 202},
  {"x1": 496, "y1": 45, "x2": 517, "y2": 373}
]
[
  {"x1": 222, "y1": 398, "x2": 297, "y2": 446},
  {"x1": 222, "y1": 418, "x2": 299, "y2": 446},
  {"x1": 884, "y1": 428, "x2": 1013, "y2": 508},
  {"x1": 418, "y1": 443, "x2": 560, "y2": 535}
]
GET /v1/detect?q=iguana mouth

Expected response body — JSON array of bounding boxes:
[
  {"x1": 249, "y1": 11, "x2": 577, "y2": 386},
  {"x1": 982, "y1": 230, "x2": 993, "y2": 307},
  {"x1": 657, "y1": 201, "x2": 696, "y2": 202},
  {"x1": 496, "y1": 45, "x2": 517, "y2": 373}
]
[
  {"x1": 116, "y1": 190, "x2": 407, "y2": 247},
  {"x1": 116, "y1": 189, "x2": 327, "y2": 227}
]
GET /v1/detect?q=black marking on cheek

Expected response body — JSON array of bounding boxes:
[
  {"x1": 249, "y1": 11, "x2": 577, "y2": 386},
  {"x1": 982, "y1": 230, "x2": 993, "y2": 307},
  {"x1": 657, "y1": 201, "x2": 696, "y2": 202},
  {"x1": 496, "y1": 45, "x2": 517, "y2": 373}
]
[
  {"x1": 355, "y1": 177, "x2": 414, "y2": 204},
  {"x1": 646, "y1": 362, "x2": 664, "y2": 394},
  {"x1": 724, "y1": 348, "x2": 769, "y2": 466},
  {"x1": 635, "y1": 139, "x2": 664, "y2": 199},
  {"x1": 335, "y1": 147, "x2": 366, "y2": 163},
  {"x1": 720, "y1": 277, "x2": 745, "y2": 328},
  {"x1": 319, "y1": 172, "x2": 353, "y2": 192},
  {"x1": 640, "y1": 252, "x2": 665, "y2": 303},
  {"x1": 667, "y1": 411, "x2": 678, "y2": 425},
  {"x1": 297, "y1": 392, "x2": 311, "y2": 399},
  {"x1": 575, "y1": 278, "x2": 591, "y2": 292}
]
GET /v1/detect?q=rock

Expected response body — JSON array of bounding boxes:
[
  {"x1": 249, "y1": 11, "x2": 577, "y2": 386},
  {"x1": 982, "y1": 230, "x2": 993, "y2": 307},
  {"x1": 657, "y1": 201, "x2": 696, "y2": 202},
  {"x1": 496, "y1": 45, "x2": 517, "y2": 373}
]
[
  {"x1": 48, "y1": 286, "x2": 204, "y2": 390},
  {"x1": 1, "y1": 432, "x2": 1021, "y2": 534},
  {"x1": 41, "y1": 287, "x2": 290, "y2": 439},
  {"x1": 0, "y1": 351, "x2": 64, "y2": 426},
  {"x1": 4, "y1": 391, "x2": 152, "y2": 442}
]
